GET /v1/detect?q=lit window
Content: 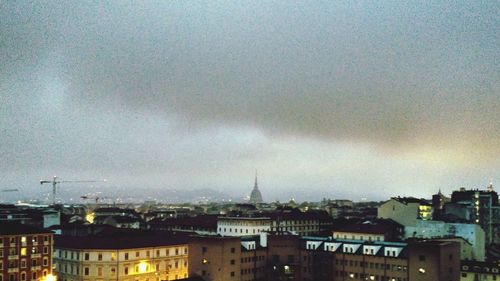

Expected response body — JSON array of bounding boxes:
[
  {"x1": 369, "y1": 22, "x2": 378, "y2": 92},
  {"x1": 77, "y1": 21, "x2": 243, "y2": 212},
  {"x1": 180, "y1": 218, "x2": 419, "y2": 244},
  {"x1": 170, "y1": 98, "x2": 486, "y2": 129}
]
[{"x1": 21, "y1": 248, "x2": 26, "y2": 256}]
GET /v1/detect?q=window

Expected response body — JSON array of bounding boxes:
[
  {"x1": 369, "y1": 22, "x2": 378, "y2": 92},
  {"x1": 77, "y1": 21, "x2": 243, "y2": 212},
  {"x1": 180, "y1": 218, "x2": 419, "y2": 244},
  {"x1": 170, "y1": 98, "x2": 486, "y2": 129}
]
[
  {"x1": 135, "y1": 251, "x2": 139, "y2": 257},
  {"x1": 20, "y1": 260, "x2": 26, "y2": 268},
  {"x1": 84, "y1": 253, "x2": 89, "y2": 260},
  {"x1": 98, "y1": 253, "x2": 102, "y2": 261},
  {"x1": 230, "y1": 259, "x2": 235, "y2": 265},
  {"x1": 32, "y1": 259, "x2": 37, "y2": 266},
  {"x1": 43, "y1": 247, "x2": 48, "y2": 254},
  {"x1": 20, "y1": 248, "x2": 26, "y2": 256},
  {"x1": 419, "y1": 255, "x2": 426, "y2": 262},
  {"x1": 21, "y1": 237, "x2": 26, "y2": 244},
  {"x1": 43, "y1": 258, "x2": 48, "y2": 266},
  {"x1": 231, "y1": 248, "x2": 235, "y2": 253},
  {"x1": 32, "y1": 272, "x2": 37, "y2": 280},
  {"x1": 231, "y1": 271, "x2": 235, "y2": 277},
  {"x1": 32, "y1": 237, "x2": 37, "y2": 244},
  {"x1": 202, "y1": 247, "x2": 207, "y2": 253},
  {"x1": 44, "y1": 236, "x2": 48, "y2": 242},
  {"x1": 125, "y1": 253, "x2": 129, "y2": 260},
  {"x1": 20, "y1": 272, "x2": 26, "y2": 281},
  {"x1": 124, "y1": 267, "x2": 129, "y2": 275},
  {"x1": 98, "y1": 267, "x2": 102, "y2": 276},
  {"x1": 84, "y1": 267, "x2": 89, "y2": 276}
]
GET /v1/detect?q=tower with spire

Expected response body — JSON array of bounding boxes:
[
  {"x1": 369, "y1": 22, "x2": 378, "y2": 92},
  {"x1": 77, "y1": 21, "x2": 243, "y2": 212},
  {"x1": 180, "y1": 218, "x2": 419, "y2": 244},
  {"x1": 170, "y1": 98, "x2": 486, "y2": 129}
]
[{"x1": 249, "y1": 170, "x2": 263, "y2": 204}]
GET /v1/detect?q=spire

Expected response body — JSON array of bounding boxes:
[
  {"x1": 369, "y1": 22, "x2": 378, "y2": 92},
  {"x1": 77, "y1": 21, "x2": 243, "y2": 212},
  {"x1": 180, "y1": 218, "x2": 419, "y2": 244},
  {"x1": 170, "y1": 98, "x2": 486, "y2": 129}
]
[
  {"x1": 249, "y1": 169, "x2": 263, "y2": 204},
  {"x1": 254, "y1": 169, "x2": 258, "y2": 189}
]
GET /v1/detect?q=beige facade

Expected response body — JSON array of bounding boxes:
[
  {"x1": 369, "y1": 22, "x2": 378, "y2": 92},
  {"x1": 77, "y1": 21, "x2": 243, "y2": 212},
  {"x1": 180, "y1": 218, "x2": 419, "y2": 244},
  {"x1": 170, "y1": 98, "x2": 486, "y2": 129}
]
[
  {"x1": 55, "y1": 238, "x2": 189, "y2": 281},
  {"x1": 332, "y1": 231, "x2": 385, "y2": 242},
  {"x1": 378, "y1": 198, "x2": 432, "y2": 227}
]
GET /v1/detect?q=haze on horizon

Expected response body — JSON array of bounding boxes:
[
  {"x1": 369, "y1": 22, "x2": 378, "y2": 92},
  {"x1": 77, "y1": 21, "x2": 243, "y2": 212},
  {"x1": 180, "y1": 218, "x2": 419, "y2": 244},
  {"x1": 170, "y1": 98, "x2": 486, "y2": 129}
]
[{"x1": 1, "y1": 1, "x2": 498, "y2": 203}]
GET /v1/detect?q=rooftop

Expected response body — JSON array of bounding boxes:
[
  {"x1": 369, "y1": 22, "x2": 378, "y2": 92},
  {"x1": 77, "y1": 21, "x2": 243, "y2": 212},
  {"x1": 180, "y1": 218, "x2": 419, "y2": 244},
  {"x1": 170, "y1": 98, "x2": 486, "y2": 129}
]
[{"x1": 0, "y1": 221, "x2": 53, "y2": 235}]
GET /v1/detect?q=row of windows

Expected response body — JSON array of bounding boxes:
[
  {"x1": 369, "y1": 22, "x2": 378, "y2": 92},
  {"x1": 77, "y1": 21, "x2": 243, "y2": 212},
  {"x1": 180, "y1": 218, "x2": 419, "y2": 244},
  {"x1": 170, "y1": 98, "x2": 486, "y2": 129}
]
[
  {"x1": 335, "y1": 271, "x2": 407, "y2": 281},
  {"x1": 241, "y1": 266, "x2": 264, "y2": 275},
  {"x1": 218, "y1": 221, "x2": 269, "y2": 226},
  {"x1": 57, "y1": 259, "x2": 188, "y2": 276},
  {"x1": 0, "y1": 270, "x2": 50, "y2": 281},
  {"x1": 0, "y1": 246, "x2": 50, "y2": 257},
  {"x1": 57, "y1": 247, "x2": 188, "y2": 261},
  {"x1": 272, "y1": 220, "x2": 319, "y2": 225},
  {"x1": 0, "y1": 235, "x2": 50, "y2": 245},
  {"x1": 334, "y1": 259, "x2": 407, "y2": 271},
  {"x1": 0, "y1": 257, "x2": 49, "y2": 269},
  {"x1": 461, "y1": 273, "x2": 497, "y2": 280},
  {"x1": 219, "y1": 228, "x2": 268, "y2": 234},
  {"x1": 334, "y1": 234, "x2": 383, "y2": 241},
  {"x1": 241, "y1": 255, "x2": 265, "y2": 263}
]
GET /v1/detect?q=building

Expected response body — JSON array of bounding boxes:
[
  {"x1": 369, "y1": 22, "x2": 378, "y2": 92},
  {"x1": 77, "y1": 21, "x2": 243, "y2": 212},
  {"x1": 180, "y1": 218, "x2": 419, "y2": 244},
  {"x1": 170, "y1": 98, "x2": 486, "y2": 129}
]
[
  {"x1": 217, "y1": 217, "x2": 271, "y2": 237},
  {"x1": 189, "y1": 231, "x2": 461, "y2": 281},
  {"x1": 54, "y1": 232, "x2": 189, "y2": 281},
  {"x1": 249, "y1": 173, "x2": 263, "y2": 204},
  {"x1": 332, "y1": 220, "x2": 403, "y2": 242},
  {"x1": 403, "y1": 220, "x2": 485, "y2": 261},
  {"x1": 0, "y1": 221, "x2": 55, "y2": 281},
  {"x1": 460, "y1": 260, "x2": 499, "y2": 281},
  {"x1": 188, "y1": 236, "x2": 243, "y2": 281},
  {"x1": 432, "y1": 189, "x2": 450, "y2": 220},
  {"x1": 266, "y1": 208, "x2": 332, "y2": 236},
  {"x1": 378, "y1": 197, "x2": 433, "y2": 226},
  {"x1": 148, "y1": 215, "x2": 218, "y2": 235},
  {"x1": 449, "y1": 187, "x2": 499, "y2": 244}
]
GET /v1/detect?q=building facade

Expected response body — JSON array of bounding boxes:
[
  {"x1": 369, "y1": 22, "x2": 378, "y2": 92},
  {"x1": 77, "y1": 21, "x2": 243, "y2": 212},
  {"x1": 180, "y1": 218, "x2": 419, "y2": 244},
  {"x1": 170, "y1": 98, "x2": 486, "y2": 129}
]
[
  {"x1": 217, "y1": 217, "x2": 271, "y2": 237},
  {"x1": 0, "y1": 222, "x2": 55, "y2": 281},
  {"x1": 54, "y1": 234, "x2": 189, "y2": 281}
]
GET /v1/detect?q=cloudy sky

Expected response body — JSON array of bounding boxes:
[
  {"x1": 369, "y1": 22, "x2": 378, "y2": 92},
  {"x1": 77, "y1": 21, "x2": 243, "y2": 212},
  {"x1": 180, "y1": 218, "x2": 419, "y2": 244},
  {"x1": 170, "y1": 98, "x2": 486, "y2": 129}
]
[{"x1": 1, "y1": 1, "x2": 498, "y2": 202}]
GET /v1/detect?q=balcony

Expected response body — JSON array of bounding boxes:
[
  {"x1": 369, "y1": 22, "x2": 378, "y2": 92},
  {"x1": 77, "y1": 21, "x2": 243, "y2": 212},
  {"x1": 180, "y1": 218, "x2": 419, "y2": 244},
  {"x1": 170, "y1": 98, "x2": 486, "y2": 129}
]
[
  {"x1": 32, "y1": 253, "x2": 41, "y2": 258},
  {"x1": 31, "y1": 265, "x2": 41, "y2": 270},
  {"x1": 8, "y1": 255, "x2": 19, "y2": 260},
  {"x1": 8, "y1": 268, "x2": 19, "y2": 273}
]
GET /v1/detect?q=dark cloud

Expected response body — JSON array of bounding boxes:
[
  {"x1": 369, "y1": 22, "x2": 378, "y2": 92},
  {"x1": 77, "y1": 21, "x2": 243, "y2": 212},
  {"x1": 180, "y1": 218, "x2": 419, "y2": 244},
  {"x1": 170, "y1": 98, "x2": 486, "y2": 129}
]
[{"x1": 0, "y1": 1, "x2": 498, "y2": 201}]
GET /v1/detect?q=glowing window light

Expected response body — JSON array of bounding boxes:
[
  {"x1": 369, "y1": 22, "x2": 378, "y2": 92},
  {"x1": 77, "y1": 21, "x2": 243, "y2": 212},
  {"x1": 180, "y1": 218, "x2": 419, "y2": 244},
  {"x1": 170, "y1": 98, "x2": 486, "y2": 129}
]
[
  {"x1": 419, "y1": 268, "x2": 426, "y2": 274},
  {"x1": 138, "y1": 261, "x2": 149, "y2": 273},
  {"x1": 42, "y1": 274, "x2": 57, "y2": 281}
]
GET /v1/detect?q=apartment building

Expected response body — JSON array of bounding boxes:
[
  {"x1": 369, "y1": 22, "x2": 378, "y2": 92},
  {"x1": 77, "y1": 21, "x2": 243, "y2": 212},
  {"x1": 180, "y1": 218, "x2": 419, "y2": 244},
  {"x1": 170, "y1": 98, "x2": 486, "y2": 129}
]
[
  {"x1": 189, "y1": 233, "x2": 460, "y2": 281},
  {"x1": 0, "y1": 221, "x2": 55, "y2": 281},
  {"x1": 217, "y1": 217, "x2": 271, "y2": 237},
  {"x1": 54, "y1": 233, "x2": 189, "y2": 281}
]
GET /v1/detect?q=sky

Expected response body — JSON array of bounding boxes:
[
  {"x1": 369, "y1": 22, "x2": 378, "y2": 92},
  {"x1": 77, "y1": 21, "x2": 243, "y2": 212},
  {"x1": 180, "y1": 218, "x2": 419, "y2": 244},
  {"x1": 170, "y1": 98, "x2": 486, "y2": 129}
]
[{"x1": 0, "y1": 1, "x2": 498, "y2": 202}]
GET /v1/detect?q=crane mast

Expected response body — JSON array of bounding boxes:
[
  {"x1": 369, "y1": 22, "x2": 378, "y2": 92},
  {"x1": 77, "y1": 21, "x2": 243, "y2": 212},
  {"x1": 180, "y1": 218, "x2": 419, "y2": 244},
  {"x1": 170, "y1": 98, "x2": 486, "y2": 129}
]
[{"x1": 40, "y1": 176, "x2": 104, "y2": 205}]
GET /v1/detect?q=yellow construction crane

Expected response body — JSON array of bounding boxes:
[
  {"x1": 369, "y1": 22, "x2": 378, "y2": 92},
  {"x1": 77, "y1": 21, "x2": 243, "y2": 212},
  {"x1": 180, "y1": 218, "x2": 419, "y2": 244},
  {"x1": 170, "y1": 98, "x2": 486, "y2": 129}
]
[{"x1": 40, "y1": 176, "x2": 105, "y2": 205}]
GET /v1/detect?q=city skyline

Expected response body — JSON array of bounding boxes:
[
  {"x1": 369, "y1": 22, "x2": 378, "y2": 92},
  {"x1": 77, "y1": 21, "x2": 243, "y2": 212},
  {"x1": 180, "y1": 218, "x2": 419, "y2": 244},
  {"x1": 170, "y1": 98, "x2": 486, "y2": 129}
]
[{"x1": 1, "y1": 1, "x2": 499, "y2": 202}]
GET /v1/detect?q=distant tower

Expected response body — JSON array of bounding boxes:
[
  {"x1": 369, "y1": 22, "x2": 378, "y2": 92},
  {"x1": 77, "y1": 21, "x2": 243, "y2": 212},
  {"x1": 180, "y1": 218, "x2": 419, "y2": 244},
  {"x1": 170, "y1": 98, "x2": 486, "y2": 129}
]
[{"x1": 249, "y1": 170, "x2": 263, "y2": 204}]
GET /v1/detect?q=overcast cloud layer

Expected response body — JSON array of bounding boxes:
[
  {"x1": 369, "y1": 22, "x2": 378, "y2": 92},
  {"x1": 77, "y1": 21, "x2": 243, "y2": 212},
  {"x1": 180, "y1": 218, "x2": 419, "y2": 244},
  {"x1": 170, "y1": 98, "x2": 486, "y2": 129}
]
[{"x1": 1, "y1": 1, "x2": 498, "y2": 202}]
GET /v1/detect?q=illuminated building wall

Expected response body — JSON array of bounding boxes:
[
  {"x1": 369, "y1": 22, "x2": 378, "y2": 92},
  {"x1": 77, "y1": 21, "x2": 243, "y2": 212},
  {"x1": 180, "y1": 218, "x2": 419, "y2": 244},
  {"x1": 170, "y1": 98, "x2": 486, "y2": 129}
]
[
  {"x1": 54, "y1": 234, "x2": 189, "y2": 281},
  {"x1": 378, "y1": 198, "x2": 434, "y2": 227}
]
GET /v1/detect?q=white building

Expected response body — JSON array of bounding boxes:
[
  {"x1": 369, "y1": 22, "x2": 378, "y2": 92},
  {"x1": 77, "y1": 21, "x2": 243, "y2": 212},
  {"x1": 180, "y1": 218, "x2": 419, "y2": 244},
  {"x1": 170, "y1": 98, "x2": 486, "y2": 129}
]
[
  {"x1": 404, "y1": 220, "x2": 485, "y2": 261},
  {"x1": 217, "y1": 217, "x2": 271, "y2": 237}
]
